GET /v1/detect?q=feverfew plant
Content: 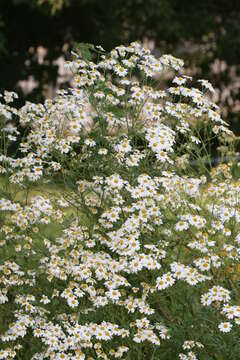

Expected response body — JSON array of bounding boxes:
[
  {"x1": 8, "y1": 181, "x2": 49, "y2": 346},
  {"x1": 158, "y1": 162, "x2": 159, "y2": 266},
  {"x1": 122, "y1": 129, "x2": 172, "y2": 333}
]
[{"x1": 0, "y1": 42, "x2": 240, "y2": 359}]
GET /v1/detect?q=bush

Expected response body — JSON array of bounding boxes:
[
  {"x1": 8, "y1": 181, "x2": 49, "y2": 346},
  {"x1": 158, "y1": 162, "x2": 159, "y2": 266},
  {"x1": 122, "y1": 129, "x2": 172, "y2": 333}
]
[{"x1": 0, "y1": 42, "x2": 239, "y2": 359}]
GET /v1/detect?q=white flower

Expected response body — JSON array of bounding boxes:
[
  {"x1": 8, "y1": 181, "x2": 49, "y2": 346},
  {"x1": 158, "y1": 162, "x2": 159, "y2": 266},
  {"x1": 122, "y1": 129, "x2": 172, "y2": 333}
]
[
  {"x1": 175, "y1": 221, "x2": 189, "y2": 231},
  {"x1": 84, "y1": 138, "x2": 96, "y2": 147},
  {"x1": 40, "y1": 295, "x2": 50, "y2": 304},
  {"x1": 98, "y1": 148, "x2": 108, "y2": 155},
  {"x1": 198, "y1": 79, "x2": 215, "y2": 93},
  {"x1": 173, "y1": 76, "x2": 187, "y2": 85},
  {"x1": 218, "y1": 322, "x2": 232, "y2": 333},
  {"x1": 114, "y1": 65, "x2": 128, "y2": 77},
  {"x1": 94, "y1": 91, "x2": 105, "y2": 99}
]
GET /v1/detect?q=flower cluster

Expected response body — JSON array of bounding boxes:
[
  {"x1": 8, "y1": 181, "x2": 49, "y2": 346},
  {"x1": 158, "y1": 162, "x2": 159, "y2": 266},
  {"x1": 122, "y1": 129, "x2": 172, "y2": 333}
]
[{"x1": 0, "y1": 42, "x2": 239, "y2": 359}]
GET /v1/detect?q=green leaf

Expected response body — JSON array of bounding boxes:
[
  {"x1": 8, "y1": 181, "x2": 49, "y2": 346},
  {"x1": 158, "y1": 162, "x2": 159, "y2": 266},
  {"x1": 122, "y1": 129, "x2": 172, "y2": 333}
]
[{"x1": 73, "y1": 42, "x2": 95, "y2": 61}]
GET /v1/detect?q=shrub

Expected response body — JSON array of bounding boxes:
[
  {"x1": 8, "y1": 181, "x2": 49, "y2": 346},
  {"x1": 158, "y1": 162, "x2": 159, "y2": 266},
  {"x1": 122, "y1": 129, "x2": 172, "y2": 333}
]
[{"x1": 0, "y1": 42, "x2": 239, "y2": 359}]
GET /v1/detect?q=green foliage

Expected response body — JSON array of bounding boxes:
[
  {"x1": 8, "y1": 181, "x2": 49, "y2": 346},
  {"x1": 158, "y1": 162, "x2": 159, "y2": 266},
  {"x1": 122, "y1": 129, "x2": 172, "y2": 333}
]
[{"x1": 73, "y1": 42, "x2": 95, "y2": 62}]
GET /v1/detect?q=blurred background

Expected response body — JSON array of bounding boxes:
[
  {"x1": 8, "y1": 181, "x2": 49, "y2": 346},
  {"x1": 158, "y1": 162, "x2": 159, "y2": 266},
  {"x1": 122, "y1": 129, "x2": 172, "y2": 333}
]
[{"x1": 0, "y1": 0, "x2": 239, "y2": 132}]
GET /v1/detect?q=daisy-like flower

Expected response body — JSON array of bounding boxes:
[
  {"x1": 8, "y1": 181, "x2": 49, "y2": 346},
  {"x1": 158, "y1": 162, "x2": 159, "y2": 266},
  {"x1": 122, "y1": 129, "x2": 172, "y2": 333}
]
[
  {"x1": 175, "y1": 221, "x2": 189, "y2": 231},
  {"x1": 94, "y1": 91, "x2": 105, "y2": 99},
  {"x1": 114, "y1": 65, "x2": 128, "y2": 77},
  {"x1": 218, "y1": 322, "x2": 232, "y2": 333},
  {"x1": 156, "y1": 273, "x2": 175, "y2": 290},
  {"x1": 84, "y1": 138, "x2": 96, "y2": 147},
  {"x1": 98, "y1": 148, "x2": 108, "y2": 155},
  {"x1": 198, "y1": 79, "x2": 215, "y2": 93},
  {"x1": 40, "y1": 295, "x2": 50, "y2": 304},
  {"x1": 172, "y1": 76, "x2": 187, "y2": 86}
]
